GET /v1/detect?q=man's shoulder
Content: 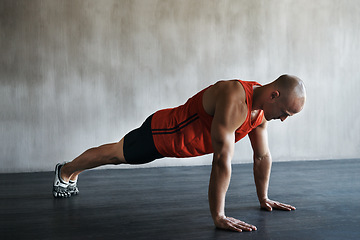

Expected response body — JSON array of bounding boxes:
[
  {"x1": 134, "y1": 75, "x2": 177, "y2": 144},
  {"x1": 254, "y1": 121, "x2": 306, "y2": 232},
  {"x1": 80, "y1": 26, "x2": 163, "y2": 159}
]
[
  {"x1": 218, "y1": 80, "x2": 247, "y2": 106},
  {"x1": 203, "y1": 80, "x2": 247, "y2": 116},
  {"x1": 213, "y1": 80, "x2": 246, "y2": 96},
  {"x1": 215, "y1": 80, "x2": 248, "y2": 122}
]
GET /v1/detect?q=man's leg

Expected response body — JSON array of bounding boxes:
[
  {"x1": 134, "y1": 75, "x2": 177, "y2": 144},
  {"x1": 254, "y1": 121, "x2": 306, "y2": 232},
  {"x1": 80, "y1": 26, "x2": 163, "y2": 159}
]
[
  {"x1": 53, "y1": 113, "x2": 162, "y2": 197},
  {"x1": 61, "y1": 137, "x2": 126, "y2": 182},
  {"x1": 53, "y1": 138, "x2": 126, "y2": 198}
]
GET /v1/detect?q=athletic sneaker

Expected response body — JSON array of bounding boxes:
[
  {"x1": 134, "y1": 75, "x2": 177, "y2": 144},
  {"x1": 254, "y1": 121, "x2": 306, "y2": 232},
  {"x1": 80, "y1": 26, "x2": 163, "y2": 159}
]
[{"x1": 53, "y1": 163, "x2": 72, "y2": 198}]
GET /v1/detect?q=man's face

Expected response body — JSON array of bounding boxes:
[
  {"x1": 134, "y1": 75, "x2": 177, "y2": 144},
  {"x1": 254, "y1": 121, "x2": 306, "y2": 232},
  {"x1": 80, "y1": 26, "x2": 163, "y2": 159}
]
[
  {"x1": 263, "y1": 100, "x2": 290, "y2": 121},
  {"x1": 263, "y1": 96, "x2": 303, "y2": 122}
]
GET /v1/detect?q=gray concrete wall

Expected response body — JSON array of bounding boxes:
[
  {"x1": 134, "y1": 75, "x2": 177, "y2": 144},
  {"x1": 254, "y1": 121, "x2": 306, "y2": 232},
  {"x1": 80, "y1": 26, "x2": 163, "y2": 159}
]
[{"x1": 1, "y1": 0, "x2": 359, "y2": 173}]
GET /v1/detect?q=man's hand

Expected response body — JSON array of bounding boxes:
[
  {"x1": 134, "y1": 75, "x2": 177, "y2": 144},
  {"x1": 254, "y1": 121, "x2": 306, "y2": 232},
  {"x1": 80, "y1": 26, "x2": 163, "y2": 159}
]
[
  {"x1": 214, "y1": 216, "x2": 257, "y2": 232},
  {"x1": 260, "y1": 198, "x2": 296, "y2": 211}
]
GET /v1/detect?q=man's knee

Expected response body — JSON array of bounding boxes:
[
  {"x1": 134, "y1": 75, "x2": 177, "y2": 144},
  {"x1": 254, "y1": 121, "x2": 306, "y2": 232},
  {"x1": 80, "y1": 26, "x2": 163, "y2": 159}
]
[{"x1": 102, "y1": 141, "x2": 126, "y2": 165}]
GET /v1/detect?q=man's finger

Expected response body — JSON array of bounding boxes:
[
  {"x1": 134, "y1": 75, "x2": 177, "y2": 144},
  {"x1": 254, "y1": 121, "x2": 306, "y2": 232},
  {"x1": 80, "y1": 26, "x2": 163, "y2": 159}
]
[
  {"x1": 274, "y1": 202, "x2": 295, "y2": 211},
  {"x1": 227, "y1": 217, "x2": 257, "y2": 231},
  {"x1": 288, "y1": 204, "x2": 296, "y2": 210},
  {"x1": 226, "y1": 222, "x2": 243, "y2": 232},
  {"x1": 235, "y1": 220, "x2": 257, "y2": 231},
  {"x1": 282, "y1": 204, "x2": 296, "y2": 210},
  {"x1": 229, "y1": 225, "x2": 243, "y2": 232}
]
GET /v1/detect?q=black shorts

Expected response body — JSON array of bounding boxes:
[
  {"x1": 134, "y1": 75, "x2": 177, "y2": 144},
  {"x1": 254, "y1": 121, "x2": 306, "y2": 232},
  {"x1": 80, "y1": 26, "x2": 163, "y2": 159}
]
[{"x1": 123, "y1": 114, "x2": 164, "y2": 164}]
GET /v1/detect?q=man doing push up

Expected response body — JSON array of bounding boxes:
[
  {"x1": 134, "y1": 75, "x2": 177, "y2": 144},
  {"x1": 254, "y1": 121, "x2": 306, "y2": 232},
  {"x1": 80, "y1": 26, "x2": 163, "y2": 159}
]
[{"x1": 53, "y1": 74, "x2": 306, "y2": 232}]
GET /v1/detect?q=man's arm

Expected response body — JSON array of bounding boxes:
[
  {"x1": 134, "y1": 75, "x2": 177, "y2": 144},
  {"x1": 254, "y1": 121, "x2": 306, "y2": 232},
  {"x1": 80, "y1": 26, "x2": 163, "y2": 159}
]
[
  {"x1": 208, "y1": 83, "x2": 257, "y2": 232},
  {"x1": 248, "y1": 119, "x2": 296, "y2": 211}
]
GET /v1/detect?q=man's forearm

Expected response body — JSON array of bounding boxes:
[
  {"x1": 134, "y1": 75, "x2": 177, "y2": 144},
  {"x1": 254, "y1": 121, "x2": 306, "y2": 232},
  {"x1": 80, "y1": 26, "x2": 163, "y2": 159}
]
[
  {"x1": 208, "y1": 154, "x2": 232, "y2": 220},
  {"x1": 253, "y1": 153, "x2": 272, "y2": 203}
]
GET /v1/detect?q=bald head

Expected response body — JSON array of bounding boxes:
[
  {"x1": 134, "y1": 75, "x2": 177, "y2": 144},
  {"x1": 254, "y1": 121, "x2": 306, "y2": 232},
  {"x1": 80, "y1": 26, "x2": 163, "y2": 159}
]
[
  {"x1": 274, "y1": 74, "x2": 306, "y2": 98},
  {"x1": 272, "y1": 74, "x2": 306, "y2": 113},
  {"x1": 256, "y1": 74, "x2": 306, "y2": 121}
]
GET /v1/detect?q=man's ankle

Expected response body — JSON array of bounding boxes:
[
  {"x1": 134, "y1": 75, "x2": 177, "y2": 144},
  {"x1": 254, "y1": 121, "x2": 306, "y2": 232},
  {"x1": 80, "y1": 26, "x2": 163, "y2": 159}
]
[{"x1": 60, "y1": 163, "x2": 71, "y2": 183}]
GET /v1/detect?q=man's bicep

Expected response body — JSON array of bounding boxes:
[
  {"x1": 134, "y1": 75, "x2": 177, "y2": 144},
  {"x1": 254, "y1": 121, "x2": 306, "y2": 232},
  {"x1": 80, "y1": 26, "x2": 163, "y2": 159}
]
[
  {"x1": 210, "y1": 87, "x2": 247, "y2": 158},
  {"x1": 248, "y1": 120, "x2": 270, "y2": 158},
  {"x1": 211, "y1": 118, "x2": 235, "y2": 157}
]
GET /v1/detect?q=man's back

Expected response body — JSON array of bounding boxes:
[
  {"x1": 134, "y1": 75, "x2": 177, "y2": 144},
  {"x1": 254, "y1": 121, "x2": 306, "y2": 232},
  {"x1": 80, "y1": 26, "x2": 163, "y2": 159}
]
[
  {"x1": 202, "y1": 80, "x2": 247, "y2": 117},
  {"x1": 151, "y1": 80, "x2": 264, "y2": 158}
]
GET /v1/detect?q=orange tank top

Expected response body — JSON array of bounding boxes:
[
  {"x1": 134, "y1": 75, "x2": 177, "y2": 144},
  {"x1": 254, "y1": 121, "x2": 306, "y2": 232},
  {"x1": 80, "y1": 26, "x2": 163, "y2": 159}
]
[{"x1": 151, "y1": 80, "x2": 264, "y2": 158}]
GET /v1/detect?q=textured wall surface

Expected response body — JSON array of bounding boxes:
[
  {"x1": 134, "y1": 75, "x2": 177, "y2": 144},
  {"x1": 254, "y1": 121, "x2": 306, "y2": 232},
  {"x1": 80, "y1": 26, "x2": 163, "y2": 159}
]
[{"x1": 1, "y1": 0, "x2": 360, "y2": 172}]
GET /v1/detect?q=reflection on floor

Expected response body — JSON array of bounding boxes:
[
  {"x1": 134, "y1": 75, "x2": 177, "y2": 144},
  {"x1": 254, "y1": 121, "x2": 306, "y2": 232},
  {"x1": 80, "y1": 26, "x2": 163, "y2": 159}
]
[{"x1": 0, "y1": 159, "x2": 359, "y2": 240}]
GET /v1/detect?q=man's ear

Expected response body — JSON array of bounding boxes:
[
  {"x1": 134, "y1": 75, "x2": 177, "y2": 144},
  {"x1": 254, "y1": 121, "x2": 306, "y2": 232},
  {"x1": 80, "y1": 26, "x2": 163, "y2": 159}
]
[{"x1": 270, "y1": 91, "x2": 280, "y2": 101}]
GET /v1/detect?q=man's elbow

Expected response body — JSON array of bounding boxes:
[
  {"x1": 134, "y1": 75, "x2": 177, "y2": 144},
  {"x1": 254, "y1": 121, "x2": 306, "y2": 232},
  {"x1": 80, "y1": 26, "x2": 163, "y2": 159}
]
[
  {"x1": 212, "y1": 152, "x2": 232, "y2": 166},
  {"x1": 212, "y1": 151, "x2": 233, "y2": 173},
  {"x1": 253, "y1": 152, "x2": 272, "y2": 165}
]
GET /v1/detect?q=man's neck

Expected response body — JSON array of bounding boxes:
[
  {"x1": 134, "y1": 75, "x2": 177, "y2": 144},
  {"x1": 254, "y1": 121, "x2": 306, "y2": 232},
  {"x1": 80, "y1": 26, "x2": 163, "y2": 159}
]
[{"x1": 252, "y1": 85, "x2": 263, "y2": 111}]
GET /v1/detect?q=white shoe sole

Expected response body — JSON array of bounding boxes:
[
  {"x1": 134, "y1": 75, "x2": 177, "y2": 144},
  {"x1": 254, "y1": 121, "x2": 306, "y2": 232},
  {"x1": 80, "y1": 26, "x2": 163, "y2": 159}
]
[{"x1": 53, "y1": 163, "x2": 71, "y2": 198}]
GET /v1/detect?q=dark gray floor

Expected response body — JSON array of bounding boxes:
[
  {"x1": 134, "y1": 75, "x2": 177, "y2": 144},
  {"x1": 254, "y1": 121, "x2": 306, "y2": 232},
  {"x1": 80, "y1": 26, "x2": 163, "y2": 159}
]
[{"x1": 0, "y1": 159, "x2": 359, "y2": 240}]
